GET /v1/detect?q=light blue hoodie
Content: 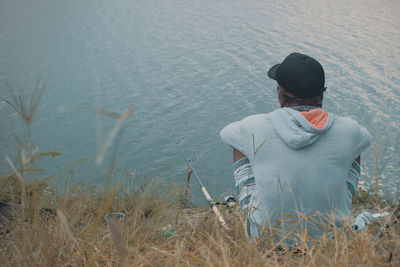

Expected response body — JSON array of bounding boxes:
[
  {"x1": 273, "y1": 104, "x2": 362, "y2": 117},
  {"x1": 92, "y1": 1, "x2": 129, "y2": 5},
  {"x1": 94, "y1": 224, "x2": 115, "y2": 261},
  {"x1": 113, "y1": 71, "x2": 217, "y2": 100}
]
[{"x1": 220, "y1": 108, "x2": 372, "y2": 244}]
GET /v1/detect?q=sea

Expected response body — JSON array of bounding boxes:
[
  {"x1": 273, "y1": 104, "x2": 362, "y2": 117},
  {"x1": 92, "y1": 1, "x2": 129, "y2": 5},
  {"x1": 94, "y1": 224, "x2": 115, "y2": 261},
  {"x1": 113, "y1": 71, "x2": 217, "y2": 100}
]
[{"x1": 0, "y1": 0, "x2": 399, "y2": 204}]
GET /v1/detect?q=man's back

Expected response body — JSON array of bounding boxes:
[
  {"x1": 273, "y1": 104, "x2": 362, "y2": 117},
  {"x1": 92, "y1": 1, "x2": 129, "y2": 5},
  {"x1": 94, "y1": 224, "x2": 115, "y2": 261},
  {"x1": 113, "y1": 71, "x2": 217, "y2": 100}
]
[{"x1": 220, "y1": 107, "x2": 372, "y2": 241}]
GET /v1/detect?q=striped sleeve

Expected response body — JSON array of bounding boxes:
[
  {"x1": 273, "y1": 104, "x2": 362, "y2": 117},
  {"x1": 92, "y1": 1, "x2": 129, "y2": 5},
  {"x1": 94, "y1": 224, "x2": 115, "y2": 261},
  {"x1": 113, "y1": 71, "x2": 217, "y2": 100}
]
[{"x1": 233, "y1": 157, "x2": 255, "y2": 213}]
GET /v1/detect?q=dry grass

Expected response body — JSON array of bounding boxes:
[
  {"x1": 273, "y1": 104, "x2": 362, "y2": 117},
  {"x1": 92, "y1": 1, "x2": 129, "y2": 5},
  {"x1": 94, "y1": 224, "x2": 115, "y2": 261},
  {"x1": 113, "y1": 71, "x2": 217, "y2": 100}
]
[
  {"x1": 1, "y1": 83, "x2": 399, "y2": 266},
  {"x1": 0, "y1": 176, "x2": 399, "y2": 267}
]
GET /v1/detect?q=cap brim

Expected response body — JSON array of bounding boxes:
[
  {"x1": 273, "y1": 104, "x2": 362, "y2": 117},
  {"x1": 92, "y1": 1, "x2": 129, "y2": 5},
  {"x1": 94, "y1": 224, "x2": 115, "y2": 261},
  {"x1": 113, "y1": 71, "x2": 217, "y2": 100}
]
[{"x1": 267, "y1": 63, "x2": 280, "y2": 80}]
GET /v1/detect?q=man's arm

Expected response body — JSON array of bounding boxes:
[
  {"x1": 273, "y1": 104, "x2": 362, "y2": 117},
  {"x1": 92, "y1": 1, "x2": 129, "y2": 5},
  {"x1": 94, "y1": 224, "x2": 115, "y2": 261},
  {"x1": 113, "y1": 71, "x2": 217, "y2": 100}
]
[
  {"x1": 232, "y1": 149, "x2": 255, "y2": 213},
  {"x1": 347, "y1": 155, "x2": 361, "y2": 199},
  {"x1": 355, "y1": 155, "x2": 360, "y2": 165},
  {"x1": 233, "y1": 149, "x2": 246, "y2": 163}
]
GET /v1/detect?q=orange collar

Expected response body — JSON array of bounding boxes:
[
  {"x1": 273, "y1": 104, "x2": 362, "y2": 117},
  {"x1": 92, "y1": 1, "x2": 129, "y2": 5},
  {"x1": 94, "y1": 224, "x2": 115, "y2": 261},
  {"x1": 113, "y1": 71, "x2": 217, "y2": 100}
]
[{"x1": 300, "y1": 109, "x2": 328, "y2": 129}]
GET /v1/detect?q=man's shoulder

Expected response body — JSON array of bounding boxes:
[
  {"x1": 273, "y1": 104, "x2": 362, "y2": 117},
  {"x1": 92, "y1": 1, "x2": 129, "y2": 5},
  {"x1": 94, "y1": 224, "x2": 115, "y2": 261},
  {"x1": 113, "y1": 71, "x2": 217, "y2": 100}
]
[
  {"x1": 328, "y1": 113, "x2": 372, "y2": 143},
  {"x1": 241, "y1": 113, "x2": 269, "y2": 122},
  {"x1": 220, "y1": 112, "x2": 273, "y2": 141},
  {"x1": 331, "y1": 113, "x2": 363, "y2": 129},
  {"x1": 240, "y1": 109, "x2": 280, "y2": 124},
  {"x1": 236, "y1": 113, "x2": 273, "y2": 132}
]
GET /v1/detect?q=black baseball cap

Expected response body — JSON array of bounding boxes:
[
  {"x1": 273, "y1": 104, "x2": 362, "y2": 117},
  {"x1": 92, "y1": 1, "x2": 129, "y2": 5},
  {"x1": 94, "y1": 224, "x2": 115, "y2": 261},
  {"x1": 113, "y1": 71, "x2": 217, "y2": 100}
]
[{"x1": 267, "y1": 52, "x2": 326, "y2": 99}]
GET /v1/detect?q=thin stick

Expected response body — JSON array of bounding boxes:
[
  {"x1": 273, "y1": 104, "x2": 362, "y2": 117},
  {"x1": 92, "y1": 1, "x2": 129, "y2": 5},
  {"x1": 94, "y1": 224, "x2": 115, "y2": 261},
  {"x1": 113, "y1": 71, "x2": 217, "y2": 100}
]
[
  {"x1": 183, "y1": 165, "x2": 192, "y2": 208},
  {"x1": 374, "y1": 142, "x2": 379, "y2": 204},
  {"x1": 176, "y1": 143, "x2": 229, "y2": 230}
]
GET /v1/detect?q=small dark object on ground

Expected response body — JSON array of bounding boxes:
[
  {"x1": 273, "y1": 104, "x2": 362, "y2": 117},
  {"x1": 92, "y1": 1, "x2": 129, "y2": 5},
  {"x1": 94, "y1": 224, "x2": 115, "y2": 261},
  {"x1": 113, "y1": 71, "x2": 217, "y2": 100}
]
[{"x1": 0, "y1": 201, "x2": 12, "y2": 224}]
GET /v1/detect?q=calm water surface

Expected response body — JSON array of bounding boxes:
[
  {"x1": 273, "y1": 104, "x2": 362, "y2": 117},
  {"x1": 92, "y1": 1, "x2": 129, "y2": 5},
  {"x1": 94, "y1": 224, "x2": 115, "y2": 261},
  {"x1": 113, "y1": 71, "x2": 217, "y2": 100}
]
[{"x1": 1, "y1": 0, "x2": 399, "y2": 204}]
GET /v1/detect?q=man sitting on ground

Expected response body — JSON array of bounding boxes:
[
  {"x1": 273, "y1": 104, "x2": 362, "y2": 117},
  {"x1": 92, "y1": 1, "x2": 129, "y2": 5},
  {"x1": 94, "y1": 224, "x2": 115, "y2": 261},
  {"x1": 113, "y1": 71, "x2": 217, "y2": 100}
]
[{"x1": 220, "y1": 52, "x2": 372, "y2": 245}]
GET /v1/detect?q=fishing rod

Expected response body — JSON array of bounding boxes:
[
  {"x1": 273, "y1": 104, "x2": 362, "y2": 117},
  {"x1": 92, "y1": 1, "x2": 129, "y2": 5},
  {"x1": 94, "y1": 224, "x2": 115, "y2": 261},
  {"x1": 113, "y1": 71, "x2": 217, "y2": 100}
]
[{"x1": 176, "y1": 142, "x2": 230, "y2": 230}]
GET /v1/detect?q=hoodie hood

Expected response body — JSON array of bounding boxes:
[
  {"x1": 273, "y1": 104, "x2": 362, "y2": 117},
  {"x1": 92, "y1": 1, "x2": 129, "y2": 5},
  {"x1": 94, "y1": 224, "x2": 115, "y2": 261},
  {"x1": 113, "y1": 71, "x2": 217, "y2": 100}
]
[{"x1": 269, "y1": 108, "x2": 334, "y2": 149}]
